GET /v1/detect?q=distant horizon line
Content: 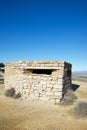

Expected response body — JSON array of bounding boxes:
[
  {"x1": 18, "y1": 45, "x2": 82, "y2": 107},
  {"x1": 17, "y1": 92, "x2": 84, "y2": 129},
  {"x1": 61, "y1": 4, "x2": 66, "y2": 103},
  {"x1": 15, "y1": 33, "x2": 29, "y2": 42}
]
[{"x1": 72, "y1": 70, "x2": 87, "y2": 73}]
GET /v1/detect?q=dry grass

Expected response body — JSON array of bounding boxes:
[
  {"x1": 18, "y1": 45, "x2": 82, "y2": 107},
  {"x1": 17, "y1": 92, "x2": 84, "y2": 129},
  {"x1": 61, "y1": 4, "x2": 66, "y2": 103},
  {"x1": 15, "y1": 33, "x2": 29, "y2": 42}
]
[
  {"x1": 0, "y1": 80, "x2": 87, "y2": 130},
  {"x1": 73, "y1": 80, "x2": 87, "y2": 99}
]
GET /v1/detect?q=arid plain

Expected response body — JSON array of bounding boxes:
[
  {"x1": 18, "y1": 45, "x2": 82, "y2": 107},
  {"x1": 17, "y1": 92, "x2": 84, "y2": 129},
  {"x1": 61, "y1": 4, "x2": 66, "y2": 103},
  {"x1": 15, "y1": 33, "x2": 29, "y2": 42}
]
[{"x1": 0, "y1": 74, "x2": 87, "y2": 130}]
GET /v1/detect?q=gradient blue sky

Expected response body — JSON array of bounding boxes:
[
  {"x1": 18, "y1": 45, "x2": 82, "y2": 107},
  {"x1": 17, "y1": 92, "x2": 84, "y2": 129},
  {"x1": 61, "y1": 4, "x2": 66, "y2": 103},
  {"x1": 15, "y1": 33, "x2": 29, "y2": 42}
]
[{"x1": 0, "y1": 0, "x2": 87, "y2": 71}]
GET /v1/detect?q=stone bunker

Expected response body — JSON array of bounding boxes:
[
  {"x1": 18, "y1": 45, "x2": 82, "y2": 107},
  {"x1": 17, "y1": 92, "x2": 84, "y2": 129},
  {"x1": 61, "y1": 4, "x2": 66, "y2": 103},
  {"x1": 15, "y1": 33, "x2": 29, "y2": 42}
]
[{"x1": 5, "y1": 61, "x2": 72, "y2": 102}]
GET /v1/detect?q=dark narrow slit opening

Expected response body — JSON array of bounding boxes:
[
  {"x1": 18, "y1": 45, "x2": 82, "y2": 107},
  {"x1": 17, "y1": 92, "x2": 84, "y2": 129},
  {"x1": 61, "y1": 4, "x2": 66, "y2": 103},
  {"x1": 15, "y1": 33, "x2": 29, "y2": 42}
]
[{"x1": 32, "y1": 69, "x2": 52, "y2": 75}]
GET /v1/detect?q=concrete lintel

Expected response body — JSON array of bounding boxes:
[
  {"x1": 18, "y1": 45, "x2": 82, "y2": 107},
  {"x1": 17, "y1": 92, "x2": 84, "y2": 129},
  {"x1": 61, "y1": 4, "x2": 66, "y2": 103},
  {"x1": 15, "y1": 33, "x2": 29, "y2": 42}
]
[{"x1": 22, "y1": 67, "x2": 60, "y2": 70}]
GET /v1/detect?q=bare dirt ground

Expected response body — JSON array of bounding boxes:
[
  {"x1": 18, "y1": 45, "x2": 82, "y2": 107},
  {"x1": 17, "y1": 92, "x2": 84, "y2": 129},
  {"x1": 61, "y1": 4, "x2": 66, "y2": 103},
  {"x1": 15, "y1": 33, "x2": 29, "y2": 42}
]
[{"x1": 0, "y1": 81, "x2": 87, "y2": 130}]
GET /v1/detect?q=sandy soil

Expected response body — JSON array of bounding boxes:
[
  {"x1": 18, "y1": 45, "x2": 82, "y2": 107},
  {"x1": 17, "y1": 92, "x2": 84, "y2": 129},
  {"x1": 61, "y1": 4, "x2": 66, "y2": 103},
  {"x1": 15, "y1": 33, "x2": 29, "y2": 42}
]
[{"x1": 0, "y1": 81, "x2": 87, "y2": 130}]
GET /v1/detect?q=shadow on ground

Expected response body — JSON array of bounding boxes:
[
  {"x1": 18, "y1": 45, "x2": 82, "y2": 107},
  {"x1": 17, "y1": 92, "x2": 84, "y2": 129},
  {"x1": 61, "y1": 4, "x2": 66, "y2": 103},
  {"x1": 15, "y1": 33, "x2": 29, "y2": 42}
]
[{"x1": 71, "y1": 84, "x2": 80, "y2": 91}]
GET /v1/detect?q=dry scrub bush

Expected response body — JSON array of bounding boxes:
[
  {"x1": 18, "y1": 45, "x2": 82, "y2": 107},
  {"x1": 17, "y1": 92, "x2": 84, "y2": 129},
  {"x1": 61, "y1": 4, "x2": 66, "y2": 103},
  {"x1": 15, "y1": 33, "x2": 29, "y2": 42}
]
[
  {"x1": 60, "y1": 89, "x2": 77, "y2": 105},
  {"x1": 74, "y1": 101, "x2": 87, "y2": 117},
  {"x1": 5, "y1": 88, "x2": 15, "y2": 97},
  {"x1": 13, "y1": 92, "x2": 21, "y2": 99},
  {"x1": 5, "y1": 88, "x2": 21, "y2": 99}
]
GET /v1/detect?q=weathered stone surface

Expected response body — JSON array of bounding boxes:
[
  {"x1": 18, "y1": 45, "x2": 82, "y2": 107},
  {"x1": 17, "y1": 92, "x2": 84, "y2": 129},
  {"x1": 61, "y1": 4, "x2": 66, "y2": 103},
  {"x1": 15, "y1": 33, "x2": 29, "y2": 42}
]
[{"x1": 4, "y1": 60, "x2": 72, "y2": 103}]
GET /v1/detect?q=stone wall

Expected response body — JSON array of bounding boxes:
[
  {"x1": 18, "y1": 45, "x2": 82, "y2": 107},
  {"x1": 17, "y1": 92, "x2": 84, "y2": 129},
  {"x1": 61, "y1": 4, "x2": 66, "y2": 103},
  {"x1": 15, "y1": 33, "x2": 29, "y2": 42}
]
[{"x1": 5, "y1": 61, "x2": 72, "y2": 102}]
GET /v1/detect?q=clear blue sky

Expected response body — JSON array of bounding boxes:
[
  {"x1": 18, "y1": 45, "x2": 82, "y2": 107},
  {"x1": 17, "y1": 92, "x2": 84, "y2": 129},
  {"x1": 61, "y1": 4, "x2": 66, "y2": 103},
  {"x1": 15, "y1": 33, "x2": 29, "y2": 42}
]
[{"x1": 0, "y1": 0, "x2": 87, "y2": 71}]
